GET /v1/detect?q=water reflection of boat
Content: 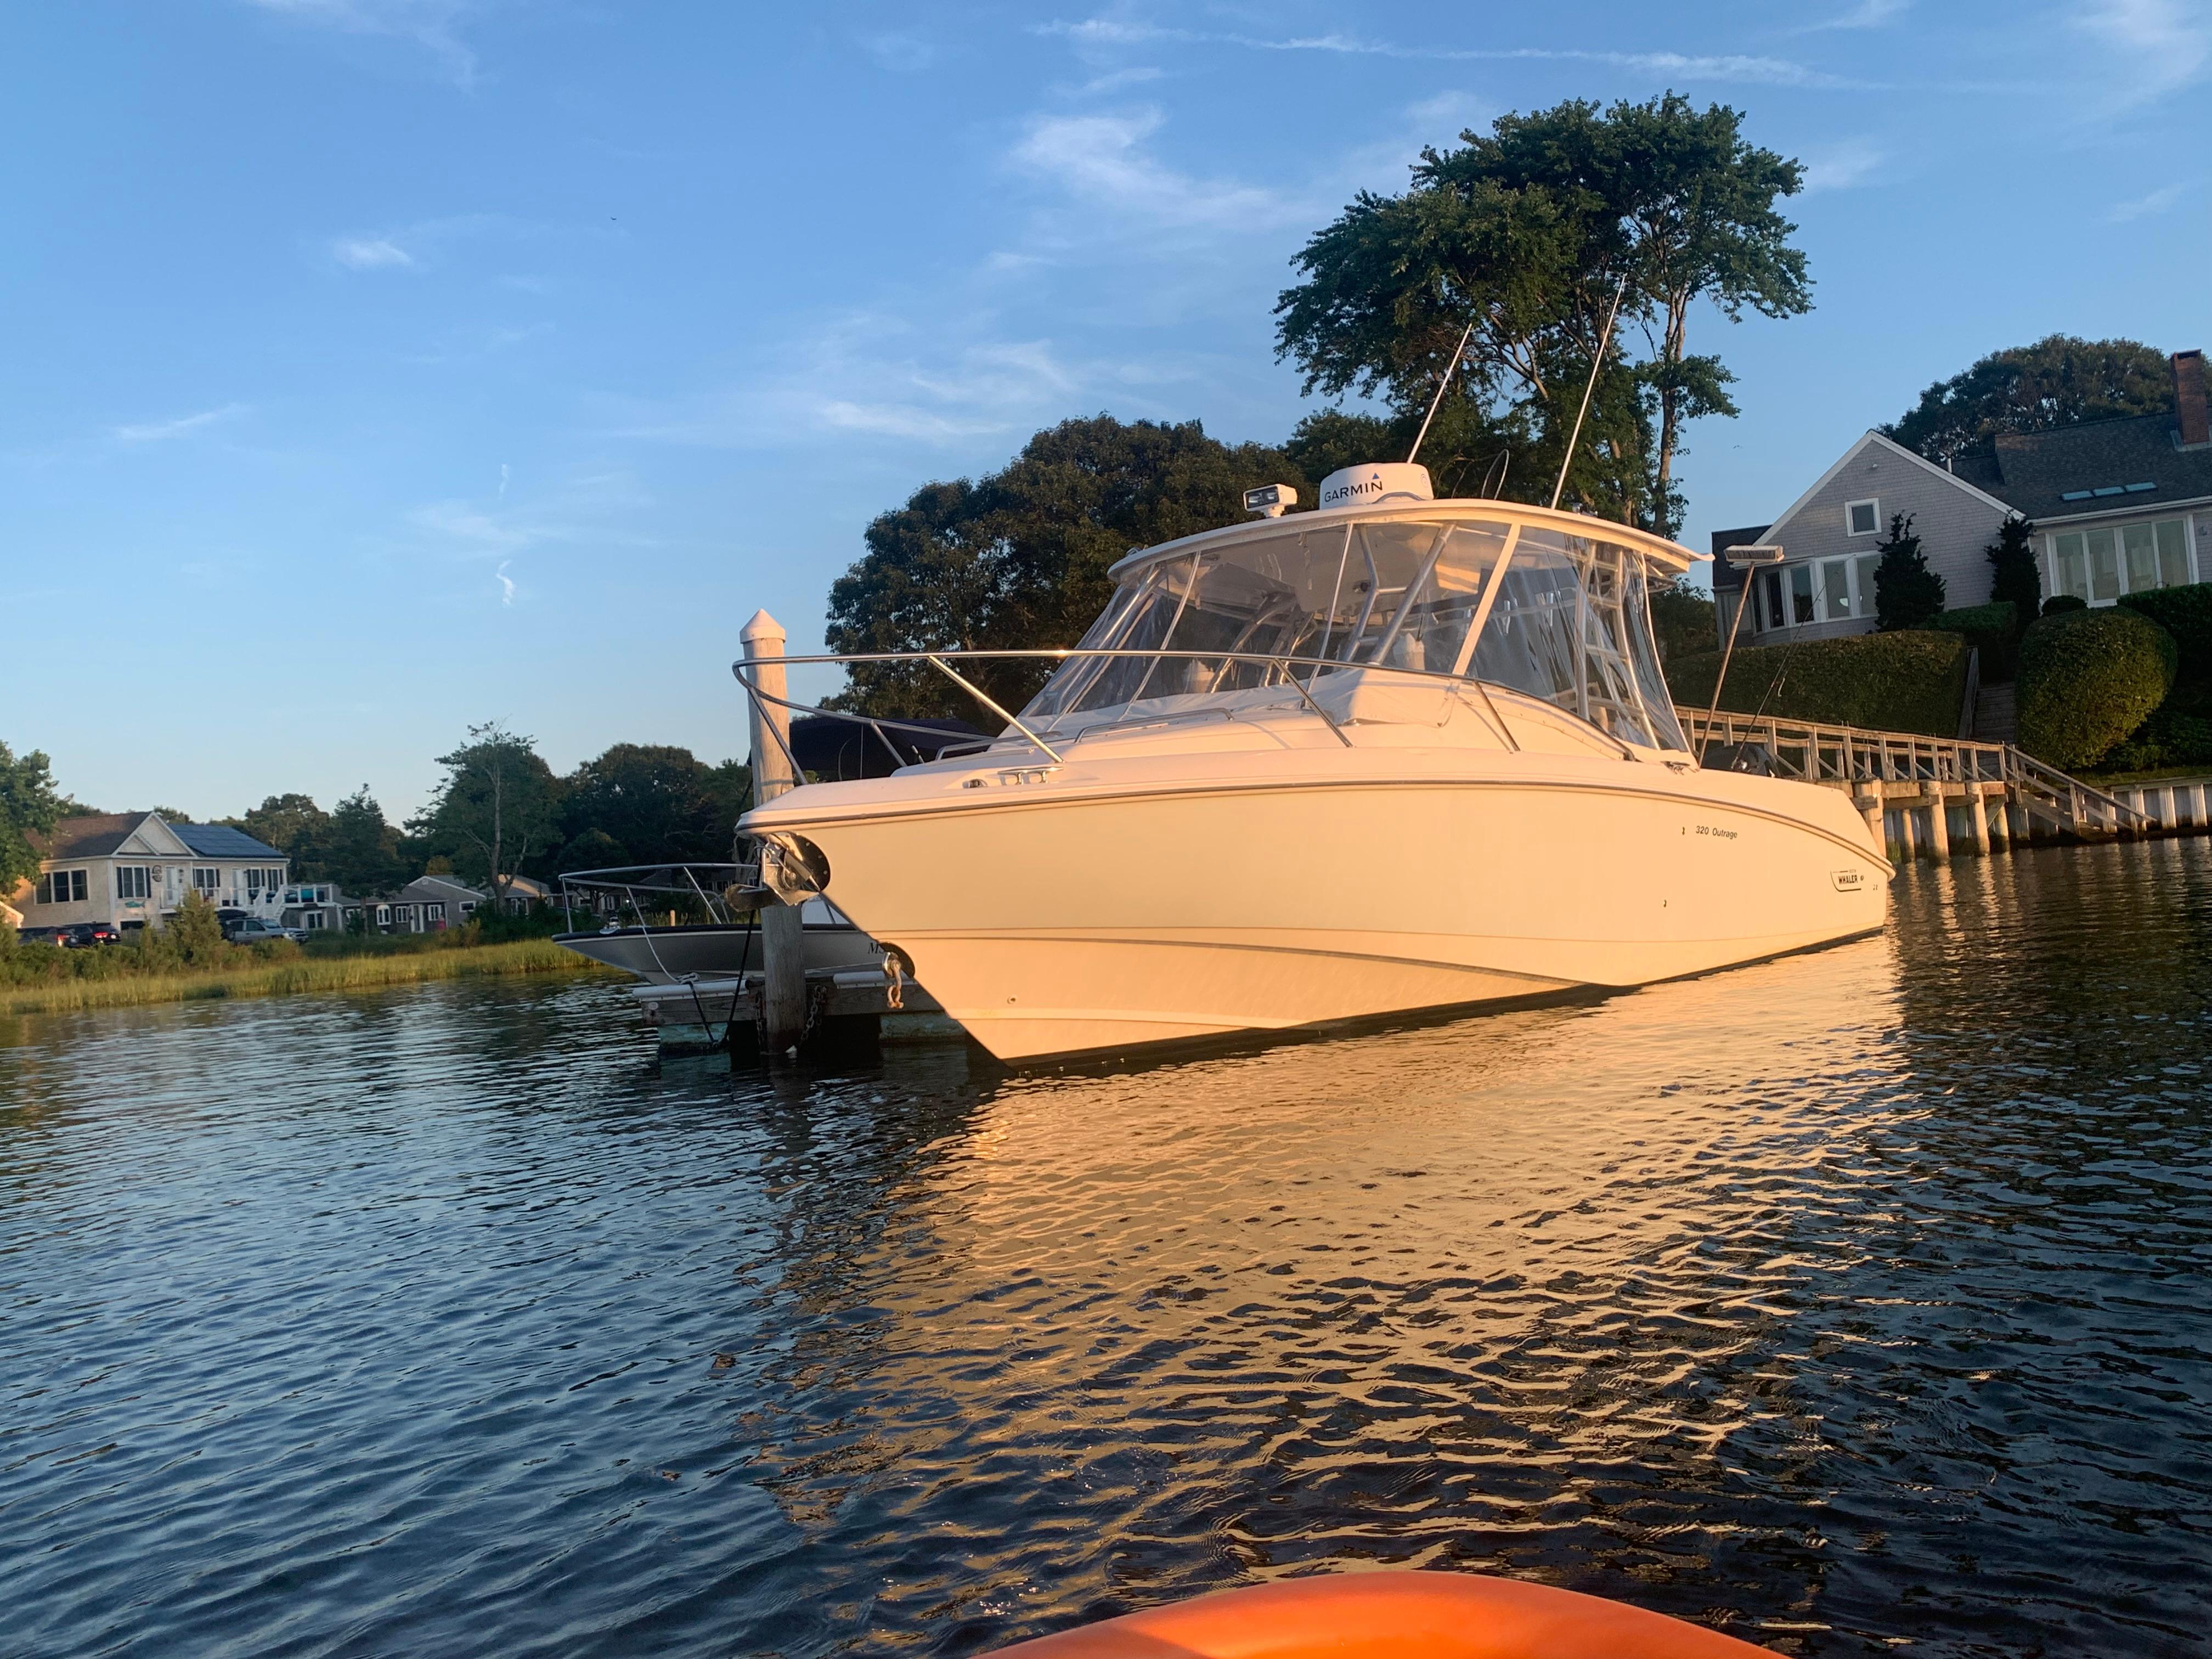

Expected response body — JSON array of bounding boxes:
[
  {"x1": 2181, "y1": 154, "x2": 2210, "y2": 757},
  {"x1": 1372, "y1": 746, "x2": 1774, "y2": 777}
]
[{"x1": 742, "y1": 464, "x2": 1892, "y2": 1063}]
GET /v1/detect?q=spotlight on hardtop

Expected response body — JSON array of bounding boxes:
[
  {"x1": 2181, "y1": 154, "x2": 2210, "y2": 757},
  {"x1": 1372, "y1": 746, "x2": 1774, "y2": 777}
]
[{"x1": 1243, "y1": 483, "x2": 1297, "y2": 518}]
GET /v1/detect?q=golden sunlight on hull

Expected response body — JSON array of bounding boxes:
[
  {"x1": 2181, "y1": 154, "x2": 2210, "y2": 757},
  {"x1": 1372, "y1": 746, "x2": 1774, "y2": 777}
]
[{"x1": 757, "y1": 763, "x2": 1891, "y2": 1063}]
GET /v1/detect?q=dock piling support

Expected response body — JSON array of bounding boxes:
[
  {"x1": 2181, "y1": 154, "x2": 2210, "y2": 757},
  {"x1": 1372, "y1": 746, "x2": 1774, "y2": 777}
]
[
  {"x1": 1926, "y1": 795, "x2": 1951, "y2": 858},
  {"x1": 741, "y1": 609, "x2": 809, "y2": 1054}
]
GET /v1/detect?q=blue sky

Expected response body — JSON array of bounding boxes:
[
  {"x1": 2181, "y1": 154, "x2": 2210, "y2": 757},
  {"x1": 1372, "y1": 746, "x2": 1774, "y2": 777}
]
[{"x1": 7, "y1": 0, "x2": 2209, "y2": 819}]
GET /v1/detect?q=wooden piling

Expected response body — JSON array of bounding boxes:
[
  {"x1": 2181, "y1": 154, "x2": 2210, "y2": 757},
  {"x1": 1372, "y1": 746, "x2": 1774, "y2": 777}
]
[{"x1": 741, "y1": 610, "x2": 809, "y2": 1054}]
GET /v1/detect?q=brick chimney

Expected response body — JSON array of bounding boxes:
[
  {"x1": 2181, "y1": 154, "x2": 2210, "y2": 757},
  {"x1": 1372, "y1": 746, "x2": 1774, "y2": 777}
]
[{"x1": 2175, "y1": 349, "x2": 2210, "y2": 447}]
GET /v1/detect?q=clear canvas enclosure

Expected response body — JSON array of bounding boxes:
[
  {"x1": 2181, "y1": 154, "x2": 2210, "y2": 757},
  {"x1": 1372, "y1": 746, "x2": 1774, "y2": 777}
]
[{"x1": 1023, "y1": 509, "x2": 1690, "y2": 752}]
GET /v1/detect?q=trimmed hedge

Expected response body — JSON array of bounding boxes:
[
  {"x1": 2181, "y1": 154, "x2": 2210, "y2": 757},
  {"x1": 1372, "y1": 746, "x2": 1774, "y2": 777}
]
[
  {"x1": 2016, "y1": 606, "x2": 2177, "y2": 770},
  {"x1": 1929, "y1": 601, "x2": 2020, "y2": 682},
  {"x1": 2118, "y1": 582, "x2": 2212, "y2": 683},
  {"x1": 1664, "y1": 630, "x2": 1971, "y2": 738}
]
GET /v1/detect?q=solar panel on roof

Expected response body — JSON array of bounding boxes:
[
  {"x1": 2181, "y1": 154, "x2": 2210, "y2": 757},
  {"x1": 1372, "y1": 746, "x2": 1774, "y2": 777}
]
[{"x1": 172, "y1": 823, "x2": 286, "y2": 859}]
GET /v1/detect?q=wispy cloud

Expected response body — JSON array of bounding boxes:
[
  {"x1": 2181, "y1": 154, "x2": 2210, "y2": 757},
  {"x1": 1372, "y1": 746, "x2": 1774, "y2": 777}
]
[
  {"x1": 602, "y1": 315, "x2": 1205, "y2": 452},
  {"x1": 331, "y1": 235, "x2": 416, "y2": 270},
  {"x1": 857, "y1": 30, "x2": 934, "y2": 71},
  {"x1": 238, "y1": 0, "x2": 478, "y2": 87},
  {"x1": 1800, "y1": 0, "x2": 1912, "y2": 29},
  {"x1": 1012, "y1": 109, "x2": 1293, "y2": 227},
  {"x1": 1802, "y1": 137, "x2": 1888, "y2": 191},
  {"x1": 1034, "y1": 18, "x2": 1862, "y2": 88},
  {"x1": 2109, "y1": 179, "x2": 2189, "y2": 218},
  {"x1": 113, "y1": 403, "x2": 250, "y2": 443},
  {"x1": 494, "y1": 558, "x2": 515, "y2": 605},
  {"x1": 2074, "y1": 0, "x2": 2212, "y2": 101}
]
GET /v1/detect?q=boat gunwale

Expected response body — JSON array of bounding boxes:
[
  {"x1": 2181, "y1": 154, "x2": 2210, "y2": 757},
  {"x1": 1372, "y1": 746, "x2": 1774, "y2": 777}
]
[{"x1": 742, "y1": 768, "x2": 1894, "y2": 871}]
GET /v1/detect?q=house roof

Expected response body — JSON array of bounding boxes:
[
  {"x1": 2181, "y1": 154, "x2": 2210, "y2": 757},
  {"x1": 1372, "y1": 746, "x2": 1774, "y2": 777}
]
[
  {"x1": 1974, "y1": 413, "x2": 2212, "y2": 523},
  {"x1": 172, "y1": 822, "x2": 286, "y2": 860},
  {"x1": 1706, "y1": 524, "x2": 1773, "y2": 593},
  {"x1": 32, "y1": 812, "x2": 155, "y2": 860}
]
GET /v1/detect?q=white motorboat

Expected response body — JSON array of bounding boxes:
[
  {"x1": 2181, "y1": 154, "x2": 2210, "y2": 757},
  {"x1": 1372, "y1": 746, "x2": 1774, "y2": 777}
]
[
  {"x1": 548, "y1": 862, "x2": 882, "y2": 984},
  {"x1": 739, "y1": 462, "x2": 1892, "y2": 1064},
  {"x1": 552, "y1": 896, "x2": 881, "y2": 984}
]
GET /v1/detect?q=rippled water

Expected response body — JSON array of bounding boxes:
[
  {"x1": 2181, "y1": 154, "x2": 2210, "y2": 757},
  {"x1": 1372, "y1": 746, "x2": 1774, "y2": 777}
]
[{"x1": 5, "y1": 841, "x2": 2211, "y2": 1657}]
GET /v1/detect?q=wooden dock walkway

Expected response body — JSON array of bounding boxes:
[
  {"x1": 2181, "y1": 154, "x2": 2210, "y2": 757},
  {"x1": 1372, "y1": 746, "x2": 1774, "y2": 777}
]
[{"x1": 1677, "y1": 707, "x2": 2168, "y2": 860}]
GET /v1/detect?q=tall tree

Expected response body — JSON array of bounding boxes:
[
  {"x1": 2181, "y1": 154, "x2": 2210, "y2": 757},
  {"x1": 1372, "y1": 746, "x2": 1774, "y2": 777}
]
[
  {"x1": 0, "y1": 741, "x2": 65, "y2": 894},
  {"x1": 324, "y1": 787, "x2": 408, "y2": 894},
  {"x1": 827, "y1": 415, "x2": 1304, "y2": 719},
  {"x1": 411, "y1": 724, "x2": 561, "y2": 903},
  {"x1": 1873, "y1": 514, "x2": 1946, "y2": 631},
  {"x1": 1986, "y1": 516, "x2": 2041, "y2": 630},
  {"x1": 1882, "y1": 336, "x2": 2172, "y2": 462},
  {"x1": 1276, "y1": 93, "x2": 1809, "y2": 536},
  {"x1": 560, "y1": 744, "x2": 724, "y2": 866},
  {"x1": 235, "y1": 793, "x2": 333, "y2": 873}
]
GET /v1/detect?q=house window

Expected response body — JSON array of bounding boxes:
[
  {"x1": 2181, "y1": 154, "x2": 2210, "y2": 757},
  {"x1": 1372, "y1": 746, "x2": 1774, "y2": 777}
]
[
  {"x1": 115, "y1": 866, "x2": 151, "y2": 900},
  {"x1": 392, "y1": 904, "x2": 415, "y2": 929},
  {"x1": 375, "y1": 906, "x2": 391, "y2": 926},
  {"x1": 424, "y1": 902, "x2": 445, "y2": 923},
  {"x1": 1820, "y1": 558, "x2": 1855, "y2": 619},
  {"x1": 35, "y1": 870, "x2": 89, "y2": 904},
  {"x1": 1846, "y1": 498, "x2": 1881, "y2": 536},
  {"x1": 459, "y1": 900, "x2": 477, "y2": 915},
  {"x1": 191, "y1": 867, "x2": 221, "y2": 893},
  {"x1": 1855, "y1": 554, "x2": 1881, "y2": 618},
  {"x1": 2049, "y1": 518, "x2": 2195, "y2": 603},
  {"x1": 304, "y1": 911, "x2": 327, "y2": 930}
]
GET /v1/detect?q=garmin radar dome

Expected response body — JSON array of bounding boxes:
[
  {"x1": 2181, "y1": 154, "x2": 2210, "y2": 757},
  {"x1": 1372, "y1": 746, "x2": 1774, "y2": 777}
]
[{"x1": 1317, "y1": 461, "x2": 1434, "y2": 510}]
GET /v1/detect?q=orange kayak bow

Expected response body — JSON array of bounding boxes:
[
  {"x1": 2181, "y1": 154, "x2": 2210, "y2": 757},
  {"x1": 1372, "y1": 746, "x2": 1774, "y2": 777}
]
[{"x1": 992, "y1": 1570, "x2": 1774, "y2": 1658}]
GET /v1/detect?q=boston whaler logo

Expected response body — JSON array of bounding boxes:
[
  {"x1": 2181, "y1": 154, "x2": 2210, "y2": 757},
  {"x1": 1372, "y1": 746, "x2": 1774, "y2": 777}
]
[{"x1": 1832, "y1": 868, "x2": 1865, "y2": 891}]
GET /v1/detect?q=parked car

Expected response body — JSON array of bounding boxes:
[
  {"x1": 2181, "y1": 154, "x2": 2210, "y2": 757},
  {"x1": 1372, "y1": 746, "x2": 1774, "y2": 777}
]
[
  {"x1": 225, "y1": 916, "x2": 307, "y2": 944},
  {"x1": 62, "y1": 922, "x2": 122, "y2": 947},
  {"x1": 15, "y1": 926, "x2": 66, "y2": 946}
]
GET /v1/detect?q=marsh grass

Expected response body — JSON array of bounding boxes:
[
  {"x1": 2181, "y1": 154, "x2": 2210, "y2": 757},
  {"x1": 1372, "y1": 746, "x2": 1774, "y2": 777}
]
[{"x1": 1, "y1": 938, "x2": 615, "y2": 1015}]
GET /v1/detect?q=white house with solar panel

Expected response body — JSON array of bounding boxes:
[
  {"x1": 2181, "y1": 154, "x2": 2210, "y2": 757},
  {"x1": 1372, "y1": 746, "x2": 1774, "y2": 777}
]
[
  {"x1": 1712, "y1": 348, "x2": 2212, "y2": 644},
  {"x1": 16, "y1": 813, "x2": 289, "y2": 935}
]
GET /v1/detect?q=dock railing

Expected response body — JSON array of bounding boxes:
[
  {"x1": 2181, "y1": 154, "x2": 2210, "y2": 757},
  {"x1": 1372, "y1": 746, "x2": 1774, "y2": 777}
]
[{"x1": 1676, "y1": 707, "x2": 2157, "y2": 838}]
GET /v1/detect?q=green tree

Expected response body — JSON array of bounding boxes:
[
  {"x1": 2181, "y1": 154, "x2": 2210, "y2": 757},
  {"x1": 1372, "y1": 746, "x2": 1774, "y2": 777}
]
[
  {"x1": 1874, "y1": 513, "x2": 1946, "y2": 631},
  {"x1": 411, "y1": 724, "x2": 561, "y2": 904},
  {"x1": 1882, "y1": 336, "x2": 2171, "y2": 463},
  {"x1": 234, "y1": 793, "x2": 333, "y2": 873},
  {"x1": 324, "y1": 786, "x2": 408, "y2": 894},
  {"x1": 826, "y1": 415, "x2": 1304, "y2": 718},
  {"x1": 559, "y1": 743, "x2": 724, "y2": 866},
  {"x1": 1985, "y1": 516, "x2": 2041, "y2": 632},
  {"x1": 1276, "y1": 93, "x2": 1809, "y2": 535},
  {"x1": 0, "y1": 741, "x2": 65, "y2": 894},
  {"x1": 1649, "y1": 578, "x2": 1718, "y2": 662}
]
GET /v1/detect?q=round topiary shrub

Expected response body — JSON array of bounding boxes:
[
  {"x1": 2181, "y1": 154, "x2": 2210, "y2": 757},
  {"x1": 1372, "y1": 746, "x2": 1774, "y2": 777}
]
[
  {"x1": 2042, "y1": 594, "x2": 2087, "y2": 616},
  {"x1": 2017, "y1": 606, "x2": 2178, "y2": 770}
]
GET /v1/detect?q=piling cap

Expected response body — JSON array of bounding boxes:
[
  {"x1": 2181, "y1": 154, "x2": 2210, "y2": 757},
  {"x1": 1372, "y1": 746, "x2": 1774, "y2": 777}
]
[{"x1": 740, "y1": 609, "x2": 786, "y2": 648}]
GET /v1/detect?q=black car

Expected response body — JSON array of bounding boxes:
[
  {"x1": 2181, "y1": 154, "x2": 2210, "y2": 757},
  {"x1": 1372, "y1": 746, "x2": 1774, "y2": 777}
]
[{"x1": 61, "y1": 922, "x2": 121, "y2": 947}]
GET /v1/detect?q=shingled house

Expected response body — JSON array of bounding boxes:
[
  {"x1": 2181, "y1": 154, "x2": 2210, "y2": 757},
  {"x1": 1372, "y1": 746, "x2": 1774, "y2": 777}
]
[
  {"x1": 14, "y1": 814, "x2": 289, "y2": 934},
  {"x1": 1714, "y1": 349, "x2": 2212, "y2": 644}
]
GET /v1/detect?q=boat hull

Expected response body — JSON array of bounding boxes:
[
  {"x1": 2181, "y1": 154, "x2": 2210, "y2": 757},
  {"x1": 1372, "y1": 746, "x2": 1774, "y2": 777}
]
[{"x1": 746, "y1": 756, "x2": 1891, "y2": 1063}]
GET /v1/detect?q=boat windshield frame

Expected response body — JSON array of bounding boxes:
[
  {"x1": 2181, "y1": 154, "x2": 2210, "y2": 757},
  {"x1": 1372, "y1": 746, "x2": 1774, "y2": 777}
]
[{"x1": 1026, "y1": 498, "x2": 1701, "y2": 754}]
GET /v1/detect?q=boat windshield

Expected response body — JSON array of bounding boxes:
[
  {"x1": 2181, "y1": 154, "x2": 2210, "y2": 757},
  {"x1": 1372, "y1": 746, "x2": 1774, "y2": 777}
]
[{"x1": 1023, "y1": 515, "x2": 1689, "y2": 751}]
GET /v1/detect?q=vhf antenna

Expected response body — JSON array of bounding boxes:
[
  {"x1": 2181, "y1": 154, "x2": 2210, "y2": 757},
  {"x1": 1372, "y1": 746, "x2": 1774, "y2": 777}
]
[
  {"x1": 1549, "y1": 274, "x2": 1629, "y2": 511},
  {"x1": 1406, "y1": 317, "x2": 1477, "y2": 465}
]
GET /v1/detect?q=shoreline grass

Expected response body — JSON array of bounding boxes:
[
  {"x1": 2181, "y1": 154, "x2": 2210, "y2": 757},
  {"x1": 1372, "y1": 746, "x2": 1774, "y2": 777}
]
[{"x1": 2, "y1": 938, "x2": 619, "y2": 1016}]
